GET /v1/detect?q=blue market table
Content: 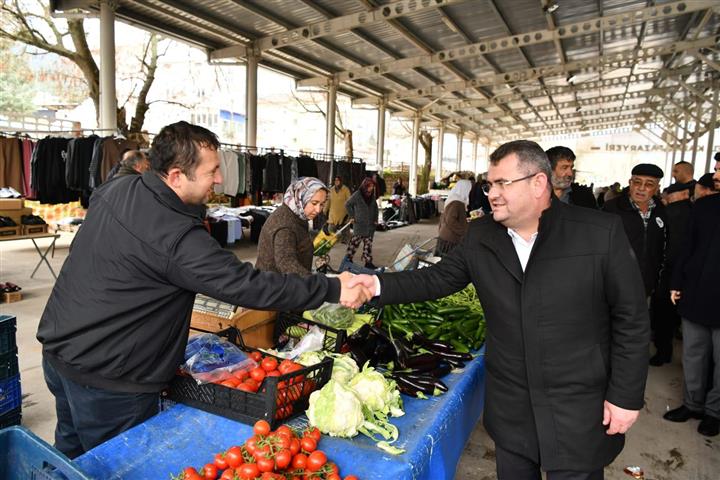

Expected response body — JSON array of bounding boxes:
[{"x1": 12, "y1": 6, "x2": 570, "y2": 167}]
[{"x1": 75, "y1": 350, "x2": 485, "y2": 480}]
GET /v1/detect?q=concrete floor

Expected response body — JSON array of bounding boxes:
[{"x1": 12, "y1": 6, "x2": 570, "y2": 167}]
[{"x1": 0, "y1": 219, "x2": 717, "y2": 479}]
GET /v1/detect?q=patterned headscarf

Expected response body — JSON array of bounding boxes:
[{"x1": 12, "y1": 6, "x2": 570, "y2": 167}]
[
  {"x1": 360, "y1": 177, "x2": 376, "y2": 204},
  {"x1": 283, "y1": 177, "x2": 328, "y2": 220}
]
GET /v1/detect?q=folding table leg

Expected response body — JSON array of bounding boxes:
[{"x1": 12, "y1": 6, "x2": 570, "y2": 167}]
[{"x1": 30, "y1": 238, "x2": 58, "y2": 280}]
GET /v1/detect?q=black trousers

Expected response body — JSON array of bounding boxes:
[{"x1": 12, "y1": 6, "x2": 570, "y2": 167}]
[
  {"x1": 496, "y1": 445, "x2": 604, "y2": 480},
  {"x1": 650, "y1": 284, "x2": 680, "y2": 359},
  {"x1": 42, "y1": 357, "x2": 159, "y2": 459}
]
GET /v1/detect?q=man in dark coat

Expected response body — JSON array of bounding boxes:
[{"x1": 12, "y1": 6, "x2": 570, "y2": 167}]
[
  {"x1": 349, "y1": 140, "x2": 649, "y2": 479},
  {"x1": 602, "y1": 164, "x2": 667, "y2": 298},
  {"x1": 545, "y1": 146, "x2": 597, "y2": 209},
  {"x1": 665, "y1": 159, "x2": 720, "y2": 437},
  {"x1": 36, "y1": 122, "x2": 370, "y2": 458}
]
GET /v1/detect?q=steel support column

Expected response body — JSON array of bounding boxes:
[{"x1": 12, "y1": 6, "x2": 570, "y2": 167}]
[
  {"x1": 691, "y1": 98, "x2": 703, "y2": 166},
  {"x1": 705, "y1": 84, "x2": 719, "y2": 173},
  {"x1": 99, "y1": 0, "x2": 117, "y2": 131},
  {"x1": 456, "y1": 130, "x2": 463, "y2": 170},
  {"x1": 245, "y1": 52, "x2": 259, "y2": 148},
  {"x1": 410, "y1": 115, "x2": 420, "y2": 196},
  {"x1": 435, "y1": 123, "x2": 445, "y2": 183},
  {"x1": 376, "y1": 102, "x2": 386, "y2": 171},
  {"x1": 326, "y1": 81, "x2": 337, "y2": 157},
  {"x1": 472, "y1": 138, "x2": 479, "y2": 173}
]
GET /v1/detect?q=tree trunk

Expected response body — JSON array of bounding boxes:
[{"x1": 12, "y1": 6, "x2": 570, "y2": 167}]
[
  {"x1": 418, "y1": 131, "x2": 433, "y2": 195},
  {"x1": 67, "y1": 20, "x2": 100, "y2": 123},
  {"x1": 130, "y1": 34, "x2": 158, "y2": 134},
  {"x1": 344, "y1": 129, "x2": 353, "y2": 158}
]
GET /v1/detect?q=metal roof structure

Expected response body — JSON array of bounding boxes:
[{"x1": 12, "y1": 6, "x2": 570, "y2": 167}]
[{"x1": 53, "y1": 0, "x2": 719, "y2": 149}]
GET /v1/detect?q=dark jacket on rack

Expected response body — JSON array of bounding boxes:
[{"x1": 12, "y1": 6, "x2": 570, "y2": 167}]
[
  {"x1": 377, "y1": 200, "x2": 649, "y2": 472},
  {"x1": 346, "y1": 190, "x2": 378, "y2": 237},
  {"x1": 602, "y1": 193, "x2": 667, "y2": 296},
  {"x1": 255, "y1": 204, "x2": 314, "y2": 276},
  {"x1": 37, "y1": 172, "x2": 340, "y2": 394},
  {"x1": 671, "y1": 194, "x2": 720, "y2": 327}
]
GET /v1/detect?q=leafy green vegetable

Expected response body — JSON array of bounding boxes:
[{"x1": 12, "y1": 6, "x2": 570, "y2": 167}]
[
  {"x1": 348, "y1": 363, "x2": 404, "y2": 418},
  {"x1": 309, "y1": 303, "x2": 355, "y2": 328},
  {"x1": 297, "y1": 351, "x2": 359, "y2": 384},
  {"x1": 307, "y1": 380, "x2": 365, "y2": 438}
]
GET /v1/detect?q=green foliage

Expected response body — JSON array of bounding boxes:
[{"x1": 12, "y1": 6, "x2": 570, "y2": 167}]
[{"x1": 0, "y1": 40, "x2": 36, "y2": 114}]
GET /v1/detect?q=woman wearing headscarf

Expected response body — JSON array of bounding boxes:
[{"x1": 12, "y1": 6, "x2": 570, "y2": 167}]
[
  {"x1": 324, "y1": 175, "x2": 352, "y2": 232},
  {"x1": 345, "y1": 177, "x2": 379, "y2": 269},
  {"x1": 435, "y1": 179, "x2": 472, "y2": 257},
  {"x1": 255, "y1": 177, "x2": 328, "y2": 276}
]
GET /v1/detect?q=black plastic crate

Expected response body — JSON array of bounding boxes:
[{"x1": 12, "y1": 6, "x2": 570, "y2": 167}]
[
  {"x1": 0, "y1": 349, "x2": 19, "y2": 380},
  {"x1": 0, "y1": 375, "x2": 21, "y2": 416},
  {"x1": 163, "y1": 327, "x2": 333, "y2": 429},
  {"x1": 0, "y1": 316, "x2": 17, "y2": 357},
  {"x1": 0, "y1": 406, "x2": 21, "y2": 429},
  {"x1": 274, "y1": 312, "x2": 347, "y2": 353}
]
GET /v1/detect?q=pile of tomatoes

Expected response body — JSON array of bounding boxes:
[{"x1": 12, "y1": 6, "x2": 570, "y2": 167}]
[
  {"x1": 211, "y1": 352, "x2": 314, "y2": 420},
  {"x1": 174, "y1": 420, "x2": 359, "y2": 480}
]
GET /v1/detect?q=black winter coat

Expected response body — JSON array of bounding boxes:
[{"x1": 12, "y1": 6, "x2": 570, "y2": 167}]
[
  {"x1": 568, "y1": 183, "x2": 598, "y2": 209},
  {"x1": 378, "y1": 200, "x2": 649, "y2": 471},
  {"x1": 37, "y1": 172, "x2": 340, "y2": 393},
  {"x1": 671, "y1": 194, "x2": 720, "y2": 327},
  {"x1": 602, "y1": 193, "x2": 666, "y2": 296}
]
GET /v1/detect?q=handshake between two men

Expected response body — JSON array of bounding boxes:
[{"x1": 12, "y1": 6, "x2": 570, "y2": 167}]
[{"x1": 336, "y1": 272, "x2": 379, "y2": 309}]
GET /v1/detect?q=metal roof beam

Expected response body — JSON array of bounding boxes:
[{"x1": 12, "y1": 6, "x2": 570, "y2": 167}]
[
  {"x1": 298, "y1": 0, "x2": 714, "y2": 86},
  {"x1": 351, "y1": 36, "x2": 719, "y2": 104}
]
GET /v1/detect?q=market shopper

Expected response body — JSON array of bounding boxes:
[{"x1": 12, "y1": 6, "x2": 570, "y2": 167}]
[
  {"x1": 665, "y1": 159, "x2": 720, "y2": 437},
  {"x1": 349, "y1": 140, "x2": 649, "y2": 480},
  {"x1": 694, "y1": 172, "x2": 717, "y2": 199},
  {"x1": 324, "y1": 175, "x2": 351, "y2": 233},
  {"x1": 345, "y1": 177, "x2": 379, "y2": 269},
  {"x1": 255, "y1": 177, "x2": 328, "y2": 276},
  {"x1": 545, "y1": 146, "x2": 597, "y2": 208},
  {"x1": 392, "y1": 177, "x2": 406, "y2": 196},
  {"x1": 36, "y1": 121, "x2": 371, "y2": 458},
  {"x1": 107, "y1": 149, "x2": 151, "y2": 180},
  {"x1": 602, "y1": 164, "x2": 667, "y2": 299},
  {"x1": 435, "y1": 179, "x2": 471, "y2": 257}
]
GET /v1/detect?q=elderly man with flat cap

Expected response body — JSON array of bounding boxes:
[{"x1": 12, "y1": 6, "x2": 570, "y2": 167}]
[{"x1": 603, "y1": 164, "x2": 667, "y2": 307}]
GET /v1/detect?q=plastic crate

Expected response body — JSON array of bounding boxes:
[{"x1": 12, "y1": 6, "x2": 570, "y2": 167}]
[
  {"x1": 338, "y1": 256, "x2": 385, "y2": 275},
  {"x1": 163, "y1": 327, "x2": 333, "y2": 429},
  {"x1": 0, "y1": 407, "x2": 21, "y2": 429},
  {"x1": 0, "y1": 349, "x2": 19, "y2": 380},
  {"x1": 0, "y1": 426, "x2": 91, "y2": 480},
  {"x1": 274, "y1": 311, "x2": 346, "y2": 353},
  {"x1": 0, "y1": 375, "x2": 21, "y2": 416},
  {"x1": 0, "y1": 316, "x2": 17, "y2": 356}
]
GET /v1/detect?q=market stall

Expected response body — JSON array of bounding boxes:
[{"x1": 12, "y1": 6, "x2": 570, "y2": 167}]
[{"x1": 74, "y1": 350, "x2": 485, "y2": 480}]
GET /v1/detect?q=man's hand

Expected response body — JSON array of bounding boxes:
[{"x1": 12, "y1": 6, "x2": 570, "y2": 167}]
[
  {"x1": 346, "y1": 273, "x2": 379, "y2": 297},
  {"x1": 670, "y1": 290, "x2": 682, "y2": 305},
  {"x1": 603, "y1": 400, "x2": 639, "y2": 435},
  {"x1": 338, "y1": 272, "x2": 372, "y2": 309}
]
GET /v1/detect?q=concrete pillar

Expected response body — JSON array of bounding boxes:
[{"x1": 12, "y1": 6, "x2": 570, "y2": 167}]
[
  {"x1": 456, "y1": 130, "x2": 464, "y2": 170},
  {"x1": 245, "y1": 52, "x2": 258, "y2": 147},
  {"x1": 435, "y1": 123, "x2": 445, "y2": 183},
  {"x1": 376, "y1": 102, "x2": 386, "y2": 171},
  {"x1": 99, "y1": 0, "x2": 117, "y2": 131},
  {"x1": 705, "y1": 84, "x2": 718, "y2": 173},
  {"x1": 680, "y1": 112, "x2": 689, "y2": 163},
  {"x1": 409, "y1": 115, "x2": 420, "y2": 196},
  {"x1": 472, "y1": 137, "x2": 479, "y2": 173},
  {"x1": 691, "y1": 99, "x2": 703, "y2": 166},
  {"x1": 325, "y1": 81, "x2": 337, "y2": 157}
]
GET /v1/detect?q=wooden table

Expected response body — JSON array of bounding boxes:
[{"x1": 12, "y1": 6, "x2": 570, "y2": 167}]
[{"x1": 0, "y1": 233, "x2": 60, "y2": 280}]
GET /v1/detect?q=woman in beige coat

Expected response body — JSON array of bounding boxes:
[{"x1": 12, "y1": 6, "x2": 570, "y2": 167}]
[{"x1": 324, "y1": 175, "x2": 351, "y2": 232}]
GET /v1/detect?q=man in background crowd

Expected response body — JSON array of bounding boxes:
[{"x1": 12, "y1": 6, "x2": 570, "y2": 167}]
[
  {"x1": 545, "y1": 146, "x2": 597, "y2": 208},
  {"x1": 107, "y1": 149, "x2": 151, "y2": 180},
  {"x1": 694, "y1": 172, "x2": 717, "y2": 200},
  {"x1": 672, "y1": 161, "x2": 696, "y2": 188}
]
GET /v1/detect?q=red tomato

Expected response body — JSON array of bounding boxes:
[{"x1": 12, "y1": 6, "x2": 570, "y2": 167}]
[
  {"x1": 273, "y1": 434, "x2": 291, "y2": 450},
  {"x1": 344, "y1": 476, "x2": 359, "y2": 480},
  {"x1": 327, "y1": 462, "x2": 339, "y2": 475},
  {"x1": 202, "y1": 463, "x2": 218, "y2": 480},
  {"x1": 306, "y1": 450, "x2": 327, "y2": 472},
  {"x1": 253, "y1": 419, "x2": 271, "y2": 437},
  {"x1": 225, "y1": 446, "x2": 243, "y2": 469},
  {"x1": 237, "y1": 463, "x2": 259, "y2": 479},
  {"x1": 302, "y1": 379, "x2": 316, "y2": 396},
  {"x1": 250, "y1": 367, "x2": 266, "y2": 383},
  {"x1": 220, "y1": 378, "x2": 239, "y2": 388},
  {"x1": 274, "y1": 448, "x2": 292, "y2": 469},
  {"x1": 291, "y1": 453, "x2": 307, "y2": 469},
  {"x1": 220, "y1": 468, "x2": 235, "y2": 480},
  {"x1": 183, "y1": 467, "x2": 203, "y2": 480},
  {"x1": 256, "y1": 456, "x2": 275, "y2": 473},
  {"x1": 300, "y1": 436, "x2": 317, "y2": 453},
  {"x1": 327, "y1": 475, "x2": 341, "y2": 480},
  {"x1": 252, "y1": 443, "x2": 271, "y2": 461},
  {"x1": 250, "y1": 351, "x2": 262, "y2": 362},
  {"x1": 266, "y1": 369, "x2": 281, "y2": 378},
  {"x1": 236, "y1": 383, "x2": 256, "y2": 393},
  {"x1": 261, "y1": 356, "x2": 278, "y2": 372},
  {"x1": 245, "y1": 437, "x2": 258, "y2": 455},
  {"x1": 214, "y1": 453, "x2": 229, "y2": 470},
  {"x1": 284, "y1": 363, "x2": 304, "y2": 383},
  {"x1": 232, "y1": 369, "x2": 249, "y2": 382},
  {"x1": 275, "y1": 425, "x2": 294, "y2": 439},
  {"x1": 243, "y1": 378, "x2": 260, "y2": 391},
  {"x1": 304, "y1": 427, "x2": 321, "y2": 442},
  {"x1": 278, "y1": 359, "x2": 294, "y2": 374},
  {"x1": 289, "y1": 437, "x2": 301, "y2": 456}
]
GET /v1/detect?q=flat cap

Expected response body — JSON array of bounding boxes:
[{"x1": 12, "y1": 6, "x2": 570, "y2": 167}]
[
  {"x1": 698, "y1": 173, "x2": 715, "y2": 189},
  {"x1": 666, "y1": 181, "x2": 692, "y2": 194},
  {"x1": 631, "y1": 163, "x2": 664, "y2": 178}
]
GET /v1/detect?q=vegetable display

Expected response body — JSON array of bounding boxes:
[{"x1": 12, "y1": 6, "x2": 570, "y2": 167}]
[{"x1": 173, "y1": 420, "x2": 360, "y2": 480}]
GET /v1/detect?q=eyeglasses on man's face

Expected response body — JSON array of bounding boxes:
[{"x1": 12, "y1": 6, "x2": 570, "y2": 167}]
[
  {"x1": 482, "y1": 172, "x2": 540, "y2": 195},
  {"x1": 629, "y1": 177, "x2": 659, "y2": 190}
]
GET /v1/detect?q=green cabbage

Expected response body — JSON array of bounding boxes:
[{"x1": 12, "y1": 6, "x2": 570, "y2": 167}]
[
  {"x1": 297, "y1": 352, "x2": 359, "y2": 385},
  {"x1": 307, "y1": 380, "x2": 365, "y2": 438},
  {"x1": 348, "y1": 364, "x2": 404, "y2": 418}
]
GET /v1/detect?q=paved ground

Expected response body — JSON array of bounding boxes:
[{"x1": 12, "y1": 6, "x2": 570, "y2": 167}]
[{"x1": 1, "y1": 219, "x2": 717, "y2": 479}]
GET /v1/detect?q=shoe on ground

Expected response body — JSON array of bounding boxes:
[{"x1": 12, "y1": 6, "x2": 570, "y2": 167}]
[
  {"x1": 663, "y1": 405, "x2": 703, "y2": 422},
  {"x1": 7, "y1": 187, "x2": 21, "y2": 198},
  {"x1": 364, "y1": 262, "x2": 377, "y2": 269},
  {"x1": 0, "y1": 188, "x2": 12, "y2": 198},
  {"x1": 649, "y1": 353, "x2": 671, "y2": 366},
  {"x1": 698, "y1": 415, "x2": 720, "y2": 437}
]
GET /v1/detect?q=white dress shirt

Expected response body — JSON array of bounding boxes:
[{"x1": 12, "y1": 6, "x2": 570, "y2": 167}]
[{"x1": 507, "y1": 228, "x2": 538, "y2": 272}]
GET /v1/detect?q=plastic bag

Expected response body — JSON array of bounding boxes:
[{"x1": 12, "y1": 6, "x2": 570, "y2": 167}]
[
  {"x1": 310, "y1": 303, "x2": 354, "y2": 329},
  {"x1": 181, "y1": 333, "x2": 257, "y2": 384},
  {"x1": 271, "y1": 326, "x2": 326, "y2": 360}
]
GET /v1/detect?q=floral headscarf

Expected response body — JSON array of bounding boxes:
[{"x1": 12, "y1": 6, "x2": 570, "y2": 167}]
[
  {"x1": 360, "y1": 177, "x2": 376, "y2": 204},
  {"x1": 283, "y1": 177, "x2": 328, "y2": 220}
]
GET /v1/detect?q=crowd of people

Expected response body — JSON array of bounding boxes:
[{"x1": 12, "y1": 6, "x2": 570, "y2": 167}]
[{"x1": 33, "y1": 120, "x2": 719, "y2": 479}]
